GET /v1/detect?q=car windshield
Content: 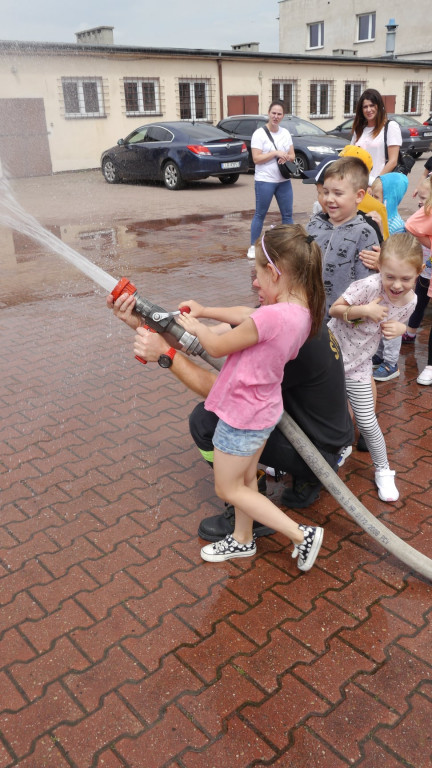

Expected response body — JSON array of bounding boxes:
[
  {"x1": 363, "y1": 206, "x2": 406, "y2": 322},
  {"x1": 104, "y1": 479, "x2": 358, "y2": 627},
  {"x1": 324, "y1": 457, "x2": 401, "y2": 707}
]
[{"x1": 282, "y1": 117, "x2": 327, "y2": 137}]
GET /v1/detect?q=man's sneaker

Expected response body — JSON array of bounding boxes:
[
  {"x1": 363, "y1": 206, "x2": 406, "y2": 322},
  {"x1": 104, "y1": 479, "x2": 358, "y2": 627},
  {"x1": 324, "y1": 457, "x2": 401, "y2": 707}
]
[
  {"x1": 373, "y1": 362, "x2": 400, "y2": 382},
  {"x1": 337, "y1": 445, "x2": 353, "y2": 468},
  {"x1": 292, "y1": 525, "x2": 323, "y2": 571},
  {"x1": 281, "y1": 480, "x2": 321, "y2": 509},
  {"x1": 201, "y1": 534, "x2": 256, "y2": 562},
  {"x1": 372, "y1": 354, "x2": 383, "y2": 368},
  {"x1": 402, "y1": 332, "x2": 416, "y2": 344},
  {"x1": 247, "y1": 245, "x2": 256, "y2": 259},
  {"x1": 375, "y1": 468, "x2": 399, "y2": 502},
  {"x1": 417, "y1": 365, "x2": 432, "y2": 386}
]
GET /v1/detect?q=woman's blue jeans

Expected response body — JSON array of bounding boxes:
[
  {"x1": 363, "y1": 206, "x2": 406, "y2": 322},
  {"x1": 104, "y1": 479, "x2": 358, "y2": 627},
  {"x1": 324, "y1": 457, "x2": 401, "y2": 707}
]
[{"x1": 250, "y1": 179, "x2": 293, "y2": 245}]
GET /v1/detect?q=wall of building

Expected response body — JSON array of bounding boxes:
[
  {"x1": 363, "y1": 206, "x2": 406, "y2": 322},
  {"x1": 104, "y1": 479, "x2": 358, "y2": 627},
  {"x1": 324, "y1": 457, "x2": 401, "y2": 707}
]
[{"x1": 279, "y1": 0, "x2": 432, "y2": 59}]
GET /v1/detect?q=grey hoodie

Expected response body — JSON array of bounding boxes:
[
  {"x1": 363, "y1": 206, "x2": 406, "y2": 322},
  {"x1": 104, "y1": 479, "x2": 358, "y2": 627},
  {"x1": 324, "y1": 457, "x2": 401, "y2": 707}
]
[{"x1": 306, "y1": 212, "x2": 379, "y2": 318}]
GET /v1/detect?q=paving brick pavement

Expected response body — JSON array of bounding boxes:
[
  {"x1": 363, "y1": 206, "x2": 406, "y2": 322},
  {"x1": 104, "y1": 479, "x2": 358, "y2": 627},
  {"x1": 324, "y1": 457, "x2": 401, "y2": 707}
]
[{"x1": 1, "y1": 186, "x2": 432, "y2": 767}]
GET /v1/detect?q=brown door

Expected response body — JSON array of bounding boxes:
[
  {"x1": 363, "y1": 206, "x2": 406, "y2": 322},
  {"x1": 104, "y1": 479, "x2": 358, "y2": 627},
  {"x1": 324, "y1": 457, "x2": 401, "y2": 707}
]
[
  {"x1": 0, "y1": 98, "x2": 52, "y2": 178},
  {"x1": 227, "y1": 95, "x2": 259, "y2": 115},
  {"x1": 382, "y1": 95, "x2": 396, "y2": 113}
]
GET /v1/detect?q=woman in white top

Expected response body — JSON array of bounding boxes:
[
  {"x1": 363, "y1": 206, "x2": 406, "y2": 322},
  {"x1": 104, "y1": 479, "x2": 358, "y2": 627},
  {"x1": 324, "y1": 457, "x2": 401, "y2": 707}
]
[
  {"x1": 248, "y1": 100, "x2": 294, "y2": 259},
  {"x1": 351, "y1": 89, "x2": 402, "y2": 185}
]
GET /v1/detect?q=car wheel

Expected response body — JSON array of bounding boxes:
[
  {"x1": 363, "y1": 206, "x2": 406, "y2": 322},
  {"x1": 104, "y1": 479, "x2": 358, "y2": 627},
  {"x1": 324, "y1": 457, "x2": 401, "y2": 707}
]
[
  {"x1": 102, "y1": 158, "x2": 120, "y2": 184},
  {"x1": 410, "y1": 151, "x2": 422, "y2": 159},
  {"x1": 163, "y1": 161, "x2": 184, "y2": 190},
  {"x1": 293, "y1": 151, "x2": 309, "y2": 178},
  {"x1": 219, "y1": 174, "x2": 240, "y2": 185}
]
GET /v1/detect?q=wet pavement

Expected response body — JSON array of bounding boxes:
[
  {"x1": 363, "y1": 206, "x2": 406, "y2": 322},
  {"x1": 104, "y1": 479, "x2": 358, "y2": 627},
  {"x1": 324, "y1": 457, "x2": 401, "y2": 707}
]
[{"x1": 0, "y1": 167, "x2": 432, "y2": 767}]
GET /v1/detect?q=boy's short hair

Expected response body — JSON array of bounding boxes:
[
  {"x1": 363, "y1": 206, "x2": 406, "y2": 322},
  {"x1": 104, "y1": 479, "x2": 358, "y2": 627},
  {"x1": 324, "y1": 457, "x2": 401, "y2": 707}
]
[{"x1": 322, "y1": 157, "x2": 369, "y2": 193}]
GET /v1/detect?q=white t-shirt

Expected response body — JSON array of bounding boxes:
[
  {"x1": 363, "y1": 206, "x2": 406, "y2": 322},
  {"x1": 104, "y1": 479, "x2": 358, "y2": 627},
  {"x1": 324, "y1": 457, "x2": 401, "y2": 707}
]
[
  {"x1": 352, "y1": 120, "x2": 402, "y2": 183},
  {"x1": 251, "y1": 126, "x2": 293, "y2": 183}
]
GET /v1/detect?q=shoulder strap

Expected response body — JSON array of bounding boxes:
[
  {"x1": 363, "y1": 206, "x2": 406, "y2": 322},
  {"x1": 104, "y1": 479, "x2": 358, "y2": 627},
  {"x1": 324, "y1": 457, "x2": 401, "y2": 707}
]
[
  {"x1": 263, "y1": 125, "x2": 277, "y2": 149},
  {"x1": 383, "y1": 122, "x2": 389, "y2": 162}
]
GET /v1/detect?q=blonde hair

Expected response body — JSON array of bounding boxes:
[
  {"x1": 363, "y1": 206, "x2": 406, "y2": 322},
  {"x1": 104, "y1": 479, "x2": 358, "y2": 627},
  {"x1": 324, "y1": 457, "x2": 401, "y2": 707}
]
[
  {"x1": 322, "y1": 156, "x2": 369, "y2": 193},
  {"x1": 256, "y1": 224, "x2": 325, "y2": 336},
  {"x1": 419, "y1": 175, "x2": 432, "y2": 215},
  {"x1": 379, "y1": 232, "x2": 423, "y2": 273}
]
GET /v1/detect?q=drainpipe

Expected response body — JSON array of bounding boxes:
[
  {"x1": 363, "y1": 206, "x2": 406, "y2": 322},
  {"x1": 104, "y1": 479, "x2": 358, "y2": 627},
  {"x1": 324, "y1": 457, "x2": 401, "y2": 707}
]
[{"x1": 217, "y1": 54, "x2": 224, "y2": 120}]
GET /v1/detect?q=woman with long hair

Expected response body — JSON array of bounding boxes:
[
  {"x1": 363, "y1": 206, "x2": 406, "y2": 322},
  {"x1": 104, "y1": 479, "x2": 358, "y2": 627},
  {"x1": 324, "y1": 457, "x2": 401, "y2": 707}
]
[{"x1": 352, "y1": 88, "x2": 402, "y2": 184}]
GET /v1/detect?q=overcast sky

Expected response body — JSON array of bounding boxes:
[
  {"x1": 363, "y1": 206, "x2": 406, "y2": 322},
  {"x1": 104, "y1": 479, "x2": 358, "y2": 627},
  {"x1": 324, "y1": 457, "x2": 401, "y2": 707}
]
[{"x1": 0, "y1": 0, "x2": 280, "y2": 52}]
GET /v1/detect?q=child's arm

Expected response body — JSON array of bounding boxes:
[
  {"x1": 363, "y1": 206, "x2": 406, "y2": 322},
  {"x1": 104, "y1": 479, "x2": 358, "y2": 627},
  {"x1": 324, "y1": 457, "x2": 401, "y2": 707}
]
[
  {"x1": 381, "y1": 320, "x2": 406, "y2": 339},
  {"x1": 177, "y1": 313, "x2": 258, "y2": 358},
  {"x1": 329, "y1": 296, "x2": 388, "y2": 324},
  {"x1": 179, "y1": 300, "x2": 254, "y2": 326},
  {"x1": 359, "y1": 245, "x2": 380, "y2": 271}
]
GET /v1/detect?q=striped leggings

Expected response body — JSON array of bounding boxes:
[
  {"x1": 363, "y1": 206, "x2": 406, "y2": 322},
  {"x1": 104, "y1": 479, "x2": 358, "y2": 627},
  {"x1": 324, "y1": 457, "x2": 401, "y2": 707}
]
[{"x1": 345, "y1": 378, "x2": 389, "y2": 471}]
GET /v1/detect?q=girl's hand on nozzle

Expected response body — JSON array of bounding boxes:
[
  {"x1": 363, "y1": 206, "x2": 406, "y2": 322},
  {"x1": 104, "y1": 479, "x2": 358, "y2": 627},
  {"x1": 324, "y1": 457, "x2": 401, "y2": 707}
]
[
  {"x1": 108, "y1": 292, "x2": 140, "y2": 330},
  {"x1": 367, "y1": 297, "x2": 388, "y2": 323},
  {"x1": 178, "y1": 299, "x2": 204, "y2": 318},
  {"x1": 177, "y1": 311, "x2": 203, "y2": 336}
]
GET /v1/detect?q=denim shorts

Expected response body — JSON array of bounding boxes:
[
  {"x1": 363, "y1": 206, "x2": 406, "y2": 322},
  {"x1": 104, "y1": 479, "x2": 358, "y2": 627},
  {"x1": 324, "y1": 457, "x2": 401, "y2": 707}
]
[{"x1": 213, "y1": 418, "x2": 277, "y2": 457}]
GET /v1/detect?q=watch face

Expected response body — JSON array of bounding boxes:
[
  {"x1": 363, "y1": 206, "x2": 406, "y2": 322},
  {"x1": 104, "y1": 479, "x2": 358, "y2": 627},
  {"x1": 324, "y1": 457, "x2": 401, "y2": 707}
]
[{"x1": 158, "y1": 354, "x2": 172, "y2": 368}]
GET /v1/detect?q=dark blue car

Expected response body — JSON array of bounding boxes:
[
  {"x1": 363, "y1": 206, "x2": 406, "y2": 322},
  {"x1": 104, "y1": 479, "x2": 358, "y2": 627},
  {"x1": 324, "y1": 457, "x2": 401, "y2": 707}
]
[{"x1": 101, "y1": 121, "x2": 249, "y2": 190}]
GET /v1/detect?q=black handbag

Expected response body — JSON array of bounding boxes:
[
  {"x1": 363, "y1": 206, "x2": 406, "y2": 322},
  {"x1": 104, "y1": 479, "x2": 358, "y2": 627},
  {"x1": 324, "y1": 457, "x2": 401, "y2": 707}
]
[
  {"x1": 263, "y1": 126, "x2": 297, "y2": 179},
  {"x1": 384, "y1": 122, "x2": 416, "y2": 175}
]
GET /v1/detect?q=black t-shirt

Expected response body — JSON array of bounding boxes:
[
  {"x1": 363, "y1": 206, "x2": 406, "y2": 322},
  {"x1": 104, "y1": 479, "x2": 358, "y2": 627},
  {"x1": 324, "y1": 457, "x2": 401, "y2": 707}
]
[
  {"x1": 281, "y1": 324, "x2": 354, "y2": 453},
  {"x1": 424, "y1": 156, "x2": 432, "y2": 173}
]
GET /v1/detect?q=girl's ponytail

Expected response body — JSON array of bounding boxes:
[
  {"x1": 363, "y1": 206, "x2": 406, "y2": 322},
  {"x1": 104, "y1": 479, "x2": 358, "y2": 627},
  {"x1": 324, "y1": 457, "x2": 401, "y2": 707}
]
[{"x1": 304, "y1": 237, "x2": 325, "y2": 336}]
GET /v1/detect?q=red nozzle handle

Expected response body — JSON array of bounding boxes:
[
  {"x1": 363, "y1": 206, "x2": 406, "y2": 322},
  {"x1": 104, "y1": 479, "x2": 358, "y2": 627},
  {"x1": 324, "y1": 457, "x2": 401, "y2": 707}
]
[
  {"x1": 111, "y1": 277, "x2": 137, "y2": 301},
  {"x1": 135, "y1": 324, "x2": 156, "y2": 365},
  {"x1": 179, "y1": 306, "x2": 190, "y2": 314}
]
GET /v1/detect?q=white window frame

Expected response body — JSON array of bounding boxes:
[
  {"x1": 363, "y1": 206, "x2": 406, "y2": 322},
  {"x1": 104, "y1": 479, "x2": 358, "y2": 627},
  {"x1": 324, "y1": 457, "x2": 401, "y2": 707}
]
[
  {"x1": 404, "y1": 83, "x2": 422, "y2": 114},
  {"x1": 307, "y1": 21, "x2": 324, "y2": 49},
  {"x1": 272, "y1": 80, "x2": 297, "y2": 115},
  {"x1": 123, "y1": 78, "x2": 161, "y2": 116},
  {"x1": 344, "y1": 82, "x2": 364, "y2": 117},
  {"x1": 62, "y1": 77, "x2": 104, "y2": 118},
  {"x1": 357, "y1": 12, "x2": 376, "y2": 42},
  {"x1": 178, "y1": 79, "x2": 210, "y2": 121},
  {"x1": 310, "y1": 82, "x2": 332, "y2": 119}
]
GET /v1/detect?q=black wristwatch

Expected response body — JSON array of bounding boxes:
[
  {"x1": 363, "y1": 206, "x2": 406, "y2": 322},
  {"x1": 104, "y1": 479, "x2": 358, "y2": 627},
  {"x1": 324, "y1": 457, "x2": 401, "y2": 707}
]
[{"x1": 157, "y1": 348, "x2": 177, "y2": 368}]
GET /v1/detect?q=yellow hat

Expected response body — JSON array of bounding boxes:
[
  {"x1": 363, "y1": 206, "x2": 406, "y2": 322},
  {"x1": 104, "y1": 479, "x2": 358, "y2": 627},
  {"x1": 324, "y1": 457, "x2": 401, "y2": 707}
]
[{"x1": 339, "y1": 145, "x2": 373, "y2": 173}]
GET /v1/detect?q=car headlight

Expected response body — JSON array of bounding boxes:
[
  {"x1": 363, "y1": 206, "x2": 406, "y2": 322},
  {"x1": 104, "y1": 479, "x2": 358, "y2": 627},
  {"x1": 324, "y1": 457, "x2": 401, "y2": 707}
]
[{"x1": 307, "y1": 146, "x2": 338, "y2": 154}]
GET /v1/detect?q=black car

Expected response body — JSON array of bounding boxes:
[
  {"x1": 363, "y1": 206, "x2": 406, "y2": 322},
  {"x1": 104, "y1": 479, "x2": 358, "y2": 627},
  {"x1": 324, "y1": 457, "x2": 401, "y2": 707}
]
[
  {"x1": 327, "y1": 114, "x2": 432, "y2": 158},
  {"x1": 216, "y1": 114, "x2": 349, "y2": 176},
  {"x1": 101, "y1": 122, "x2": 249, "y2": 190}
]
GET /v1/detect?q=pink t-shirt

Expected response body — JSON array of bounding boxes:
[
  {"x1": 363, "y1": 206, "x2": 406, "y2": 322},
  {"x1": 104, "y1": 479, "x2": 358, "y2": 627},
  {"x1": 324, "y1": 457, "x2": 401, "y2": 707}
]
[
  {"x1": 328, "y1": 273, "x2": 416, "y2": 382},
  {"x1": 204, "y1": 303, "x2": 311, "y2": 429}
]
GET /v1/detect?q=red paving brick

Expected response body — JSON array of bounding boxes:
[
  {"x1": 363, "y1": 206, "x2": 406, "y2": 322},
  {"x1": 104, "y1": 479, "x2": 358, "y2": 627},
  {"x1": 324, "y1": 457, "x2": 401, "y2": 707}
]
[{"x1": 0, "y1": 177, "x2": 431, "y2": 767}]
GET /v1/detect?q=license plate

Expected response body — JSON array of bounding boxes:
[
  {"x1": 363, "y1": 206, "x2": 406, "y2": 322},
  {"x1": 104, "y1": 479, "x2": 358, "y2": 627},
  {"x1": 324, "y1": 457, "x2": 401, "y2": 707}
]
[
  {"x1": 221, "y1": 162, "x2": 241, "y2": 169},
  {"x1": 424, "y1": 131, "x2": 432, "y2": 137}
]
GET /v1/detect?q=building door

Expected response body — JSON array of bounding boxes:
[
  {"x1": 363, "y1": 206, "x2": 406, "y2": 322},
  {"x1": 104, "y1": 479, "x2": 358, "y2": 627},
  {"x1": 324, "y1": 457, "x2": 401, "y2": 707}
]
[
  {"x1": 382, "y1": 95, "x2": 396, "y2": 113},
  {"x1": 227, "y1": 95, "x2": 259, "y2": 115},
  {"x1": 0, "y1": 98, "x2": 52, "y2": 178}
]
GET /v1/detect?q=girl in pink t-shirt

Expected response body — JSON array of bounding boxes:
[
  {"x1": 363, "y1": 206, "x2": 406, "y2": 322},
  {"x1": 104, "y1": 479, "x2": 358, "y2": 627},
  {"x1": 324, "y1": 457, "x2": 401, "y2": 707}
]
[
  {"x1": 177, "y1": 224, "x2": 325, "y2": 571},
  {"x1": 328, "y1": 233, "x2": 423, "y2": 503}
]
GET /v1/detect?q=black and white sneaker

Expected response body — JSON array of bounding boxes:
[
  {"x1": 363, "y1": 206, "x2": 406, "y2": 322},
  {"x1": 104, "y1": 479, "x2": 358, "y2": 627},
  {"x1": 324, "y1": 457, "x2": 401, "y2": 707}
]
[
  {"x1": 337, "y1": 445, "x2": 353, "y2": 468},
  {"x1": 292, "y1": 525, "x2": 323, "y2": 571},
  {"x1": 201, "y1": 534, "x2": 257, "y2": 562}
]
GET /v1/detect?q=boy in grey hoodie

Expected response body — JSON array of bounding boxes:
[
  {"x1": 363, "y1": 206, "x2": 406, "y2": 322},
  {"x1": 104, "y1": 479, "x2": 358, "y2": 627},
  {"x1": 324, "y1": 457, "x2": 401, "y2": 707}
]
[{"x1": 306, "y1": 156, "x2": 379, "y2": 319}]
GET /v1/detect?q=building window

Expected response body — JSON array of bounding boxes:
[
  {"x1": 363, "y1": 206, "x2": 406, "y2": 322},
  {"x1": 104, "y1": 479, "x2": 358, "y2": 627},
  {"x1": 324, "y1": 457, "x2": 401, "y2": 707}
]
[
  {"x1": 124, "y1": 79, "x2": 160, "y2": 115},
  {"x1": 344, "y1": 82, "x2": 364, "y2": 116},
  {"x1": 308, "y1": 21, "x2": 324, "y2": 49},
  {"x1": 310, "y1": 82, "x2": 332, "y2": 118},
  {"x1": 272, "y1": 81, "x2": 297, "y2": 114},
  {"x1": 357, "y1": 12, "x2": 376, "y2": 42},
  {"x1": 179, "y1": 80, "x2": 209, "y2": 120},
  {"x1": 404, "y1": 83, "x2": 422, "y2": 114},
  {"x1": 62, "y1": 77, "x2": 104, "y2": 117}
]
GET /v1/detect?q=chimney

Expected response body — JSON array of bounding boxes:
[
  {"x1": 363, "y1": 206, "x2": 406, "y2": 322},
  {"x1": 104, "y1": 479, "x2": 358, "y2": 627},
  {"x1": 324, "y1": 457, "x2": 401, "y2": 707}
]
[
  {"x1": 75, "y1": 26, "x2": 114, "y2": 46},
  {"x1": 385, "y1": 18, "x2": 398, "y2": 57}
]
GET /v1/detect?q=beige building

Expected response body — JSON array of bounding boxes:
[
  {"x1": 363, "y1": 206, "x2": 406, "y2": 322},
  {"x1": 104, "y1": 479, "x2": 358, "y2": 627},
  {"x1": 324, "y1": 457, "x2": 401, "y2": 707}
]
[
  {"x1": 279, "y1": 0, "x2": 432, "y2": 60},
  {"x1": 0, "y1": 34, "x2": 431, "y2": 177}
]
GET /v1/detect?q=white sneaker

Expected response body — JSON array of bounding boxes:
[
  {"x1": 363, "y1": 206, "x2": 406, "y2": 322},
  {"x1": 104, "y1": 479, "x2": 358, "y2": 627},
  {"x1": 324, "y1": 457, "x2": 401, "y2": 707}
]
[
  {"x1": 375, "y1": 469, "x2": 399, "y2": 502},
  {"x1": 247, "y1": 245, "x2": 255, "y2": 259},
  {"x1": 417, "y1": 366, "x2": 432, "y2": 386},
  {"x1": 337, "y1": 445, "x2": 353, "y2": 468}
]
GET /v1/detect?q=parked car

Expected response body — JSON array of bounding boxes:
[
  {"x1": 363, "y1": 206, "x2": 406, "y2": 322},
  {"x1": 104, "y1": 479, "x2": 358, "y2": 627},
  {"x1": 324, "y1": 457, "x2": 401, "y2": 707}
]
[
  {"x1": 423, "y1": 115, "x2": 432, "y2": 126},
  {"x1": 216, "y1": 114, "x2": 349, "y2": 176},
  {"x1": 327, "y1": 114, "x2": 432, "y2": 158},
  {"x1": 101, "y1": 122, "x2": 249, "y2": 190}
]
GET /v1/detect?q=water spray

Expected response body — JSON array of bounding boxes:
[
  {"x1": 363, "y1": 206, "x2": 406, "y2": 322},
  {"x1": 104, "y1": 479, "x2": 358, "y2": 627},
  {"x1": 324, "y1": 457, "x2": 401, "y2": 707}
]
[{"x1": 0, "y1": 171, "x2": 431, "y2": 579}]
